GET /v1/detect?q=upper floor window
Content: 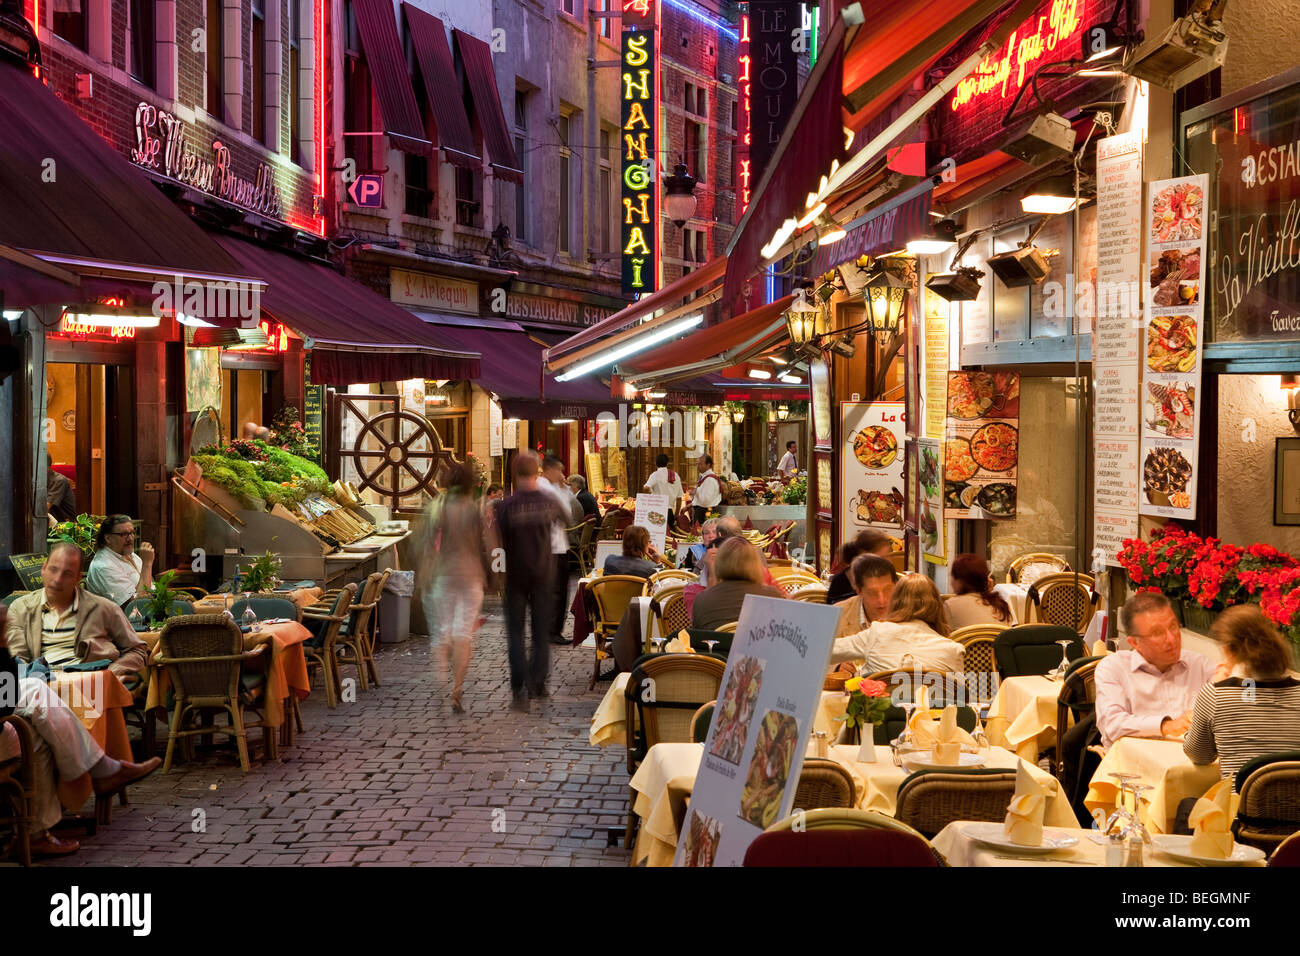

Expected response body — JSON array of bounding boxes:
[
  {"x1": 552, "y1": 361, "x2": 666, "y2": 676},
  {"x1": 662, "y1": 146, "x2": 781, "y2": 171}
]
[
  {"x1": 53, "y1": 0, "x2": 87, "y2": 52},
  {"x1": 251, "y1": 0, "x2": 266, "y2": 143},
  {"x1": 128, "y1": 0, "x2": 155, "y2": 88},
  {"x1": 206, "y1": 0, "x2": 224, "y2": 115},
  {"x1": 289, "y1": 0, "x2": 302, "y2": 164}
]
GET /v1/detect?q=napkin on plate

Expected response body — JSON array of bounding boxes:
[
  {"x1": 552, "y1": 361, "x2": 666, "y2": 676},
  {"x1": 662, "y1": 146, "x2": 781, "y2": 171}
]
[
  {"x1": 1003, "y1": 759, "x2": 1048, "y2": 846},
  {"x1": 909, "y1": 704, "x2": 973, "y2": 765},
  {"x1": 663, "y1": 630, "x2": 694, "y2": 654},
  {"x1": 1189, "y1": 779, "x2": 1236, "y2": 859}
]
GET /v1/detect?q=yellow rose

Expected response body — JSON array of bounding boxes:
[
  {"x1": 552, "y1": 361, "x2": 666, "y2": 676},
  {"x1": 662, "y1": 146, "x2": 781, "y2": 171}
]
[{"x1": 844, "y1": 676, "x2": 861, "y2": 693}]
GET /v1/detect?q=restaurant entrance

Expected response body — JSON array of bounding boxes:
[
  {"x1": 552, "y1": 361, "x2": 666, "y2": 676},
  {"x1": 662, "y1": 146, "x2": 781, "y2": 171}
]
[{"x1": 44, "y1": 359, "x2": 137, "y2": 519}]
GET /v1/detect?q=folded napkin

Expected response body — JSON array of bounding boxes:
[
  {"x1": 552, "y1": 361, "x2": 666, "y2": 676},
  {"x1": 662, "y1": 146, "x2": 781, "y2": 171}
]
[
  {"x1": 1003, "y1": 760, "x2": 1048, "y2": 846},
  {"x1": 909, "y1": 704, "x2": 974, "y2": 764},
  {"x1": 1189, "y1": 779, "x2": 1236, "y2": 859},
  {"x1": 663, "y1": 630, "x2": 694, "y2": 654},
  {"x1": 1091, "y1": 640, "x2": 1110, "y2": 657},
  {"x1": 63, "y1": 658, "x2": 111, "y2": 672}
]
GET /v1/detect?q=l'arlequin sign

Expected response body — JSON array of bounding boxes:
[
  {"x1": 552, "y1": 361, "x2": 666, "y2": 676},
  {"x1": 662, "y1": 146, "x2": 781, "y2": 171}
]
[{"x1": 622, "y1": 28, "x2": 657, "y2": 295}]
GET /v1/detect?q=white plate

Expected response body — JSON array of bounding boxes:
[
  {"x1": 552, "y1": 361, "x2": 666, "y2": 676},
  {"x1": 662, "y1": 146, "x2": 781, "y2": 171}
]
[
  {"x1": 900, "y1": 750, "x2": 987, "y2": 772},
  {"x1": 964, "y1": 821, "x2": 1080, "y2": 855},
  {"x1": 1151, "y1": 835, "x2": 1266, "y2": 866}
]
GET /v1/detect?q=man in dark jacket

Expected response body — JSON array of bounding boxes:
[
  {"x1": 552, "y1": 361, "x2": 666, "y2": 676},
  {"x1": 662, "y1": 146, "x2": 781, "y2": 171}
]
[{"x1": 567, "y1": 474, "x2": 600, "y2": 522}]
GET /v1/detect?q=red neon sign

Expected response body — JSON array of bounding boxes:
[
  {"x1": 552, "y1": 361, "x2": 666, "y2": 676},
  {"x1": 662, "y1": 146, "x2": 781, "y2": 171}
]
[
  {"x1": 56, "y1": 315, "x2": 138, "y2": 340},
  {"x1": 948, "y1": 0, "x2": 1084, "y2": 112},
  {"x1": 738, "y1": 13, "x2": 752, "y2": 213},
  {"x1": 258, "y1": 320, "x2": 291, "y2": 351}
]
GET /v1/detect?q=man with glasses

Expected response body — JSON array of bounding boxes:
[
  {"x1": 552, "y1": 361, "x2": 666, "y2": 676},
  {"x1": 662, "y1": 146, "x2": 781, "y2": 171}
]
[
  {"x1": 85, "y1": 514, "x2": 155, "y2": 608},
  {"x1": 1095, "y1": 591, "x2": 1216, "y2": 748}
]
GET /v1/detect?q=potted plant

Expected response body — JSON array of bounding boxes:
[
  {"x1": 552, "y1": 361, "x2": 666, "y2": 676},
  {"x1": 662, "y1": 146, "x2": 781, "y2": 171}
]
[
  {"x1": 142, "y1": 570, "x2": 183, "y2": 627},
  {"x1": 238, "y1": 549, "x2": 283, "y2": 594},
  {"x1": 48, "y1": 513, "x2": 106, "y2": 559}
]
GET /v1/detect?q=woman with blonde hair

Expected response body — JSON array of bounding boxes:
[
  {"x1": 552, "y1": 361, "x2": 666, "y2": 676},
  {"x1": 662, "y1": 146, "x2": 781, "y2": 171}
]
[
  {"x1": 689, "y1": 537, "x2": 783, "y2": 630},
  {"x1": 1184, "y1": 605, "x2": 1300, "y2": 780},
  {"x1": 830, "y1": 573, "x2": 963, "y2": 673}
]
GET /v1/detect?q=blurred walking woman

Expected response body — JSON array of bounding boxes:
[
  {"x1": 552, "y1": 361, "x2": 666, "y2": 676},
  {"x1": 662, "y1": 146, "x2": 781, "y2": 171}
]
[
  {"x1": 419, "y1": 463, "x2": 490, "y2": 713},
  {"x1": 1184, "y1": 605, "x2": 1300, "y2": 780}
]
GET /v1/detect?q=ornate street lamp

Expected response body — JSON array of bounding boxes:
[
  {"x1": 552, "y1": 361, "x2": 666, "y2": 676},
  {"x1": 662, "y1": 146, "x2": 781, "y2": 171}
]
[
  {"x1": 731, "y1": 405, "x2": 746, "y2": 424},
  {"x1": 775, "y1": 404, "x2": 790, "y2": 421},
  {"x1": 783, "y1": 283, "x2": 825, "y2": 347},
  {"x1": 662, "y1": 163, "x2": 698, "y2": 228},
  {"x1": 863, "y1": 264, "x2": 908, "y2": 341}
]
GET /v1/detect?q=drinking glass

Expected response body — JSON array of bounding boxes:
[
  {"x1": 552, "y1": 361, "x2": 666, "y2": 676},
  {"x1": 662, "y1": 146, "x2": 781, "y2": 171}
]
[
  {"x1": 128, "y1": 605, "x2": 144, "y2": 630},
  {"x1": 704, "y1": 639, "x2": 719, "y2": 655},
  {"x1": 1049, "y1": 639, "x2": 1073, "y2": 679},
  {"x1": 651, "y1": 636, "x2": 665, "y2": 654},
  {"x1": 241, "y1": 594, "x2": 258, "y2": 631}
]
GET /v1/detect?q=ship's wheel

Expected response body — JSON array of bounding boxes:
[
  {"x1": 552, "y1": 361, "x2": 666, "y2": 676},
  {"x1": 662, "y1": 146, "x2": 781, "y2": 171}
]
[{"x1": 341, "y1": 408, "x2": 451, "y2": 499}]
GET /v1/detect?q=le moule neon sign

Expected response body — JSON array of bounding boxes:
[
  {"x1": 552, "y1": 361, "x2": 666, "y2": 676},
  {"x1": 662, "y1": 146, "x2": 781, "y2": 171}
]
[{"x1": 949, "y1": 0, "x2": 1084, "y2": 112}]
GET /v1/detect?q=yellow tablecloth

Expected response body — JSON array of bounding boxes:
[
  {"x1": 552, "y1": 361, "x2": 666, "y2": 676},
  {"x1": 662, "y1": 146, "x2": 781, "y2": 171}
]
[
  {"x1": 984, "y1": 675, "x2": 1062, "y2": 762},
  {"x1": 814, "y1": 691, "x2": 850, "y2": 742},
  {"x1": 50, "y1": 670, "x2": 134, "y2": 812},
  {"x1": 590, "y1": 673, "x2": 631, "y2": 748},
  {"x1": 932, "y1": 821, "x2": 1264, "y2": 867},
  {"x1": 1083, "y1": 736, "x2": 1223, "y2": 835},
  {"x1": 193, "y1": 587, "x2": 324, "y2": 613}
]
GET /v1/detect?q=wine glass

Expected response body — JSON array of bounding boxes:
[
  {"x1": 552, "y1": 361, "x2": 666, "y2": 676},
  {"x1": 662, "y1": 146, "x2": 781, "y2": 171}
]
[
  {"x1": 241, "y1": 597, "x2": 258, "y2": 631},
  {"x1": 1049, "y1": 639, "x2": 1074, "y2": 679},
  {"x1": 128, "y1": 605, "x2": 144, "y2": 631},
  {"x1": 704, "y1": 639, "x2": 719, "y2": 655},
  {"x1": 651, "y1": 636, "x2": 665, "y2": 654}
]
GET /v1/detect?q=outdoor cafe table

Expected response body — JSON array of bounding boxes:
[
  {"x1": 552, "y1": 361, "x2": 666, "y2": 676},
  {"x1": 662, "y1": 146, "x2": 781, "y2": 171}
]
[
  {"x1": 139, "y1": 619, "x2": 312, "y2": 731},
  {"x1": 50, "y1": 669, "x2": 135, "y2": 813},
  {"x1": 590, "y1": 672, "x2": 632, "y2": 748},
  {"x1": 932, "y1": 820, "x2": 1266, "y2": 867},
  {"x1": 628, "y1": 739, "x2": 1077, "y2": 867},
  {"x1": 1083, "y1": 736, "x2": 1223, "y2": 834},
  {"x1": 983, "y1": 675, "x2": 1063, "y2": 762}
]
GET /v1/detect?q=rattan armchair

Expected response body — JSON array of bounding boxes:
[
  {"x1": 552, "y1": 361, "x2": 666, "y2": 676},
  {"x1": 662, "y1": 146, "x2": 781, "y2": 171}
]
[
  {"x1": 748, "y1": 809, "x2": 943, "y2": 866},
  {"x1": 1233, "y1": 752, "x2": 1300, "y2": 852},
  {"x1": 565, "y1": 521, "x2": 596, "y2": 575},
  {"x1": 1006, "y1": 552, "x2": 1071, "y2": 584},
  {"x1": 301, "y1": 583, "x2": 357, "y2": 708},
  {"x1": 690, "y1": 701, "x2": 715, "y2": 743},
  {"x1": 895, "y1": 768, "x2": 1019, "y2": 838},
  {"x1": 0, "y1": 714, "x2": 37, "y2": 865},
  {"x1": 339, "y1": 570, "x2": 389, "y2": 692},
  {"x1": 649, "y1": 585, "x2": 691, "y2": 649},
  {"x1": 949, "y1": 623, "x2": 1006, "y2": 701},
  {"x1": 1027, "y1": 572, "x2": 1099, "y2": 634},
  {"x1": 154, "y1": 614, "x2": 275, "y2": 773},
  {"x1": 789, "y1": 583, "x2": 830, "y2": 603},
  {"x1": 586, "y1": 574, "x2": 646, "y2": 690},
  {"x1": 793, "y1": 758, "x2": 856, "y2": 811},
  {"x1": 644, "y1": 568, "x2": 698, "y2": 595},
  {"x1": 771, "y1": 570, "x2": 821, "y2": 590},
  {"x1": 1053, "y1": 656, "x2": 1102, "y2": 778}
]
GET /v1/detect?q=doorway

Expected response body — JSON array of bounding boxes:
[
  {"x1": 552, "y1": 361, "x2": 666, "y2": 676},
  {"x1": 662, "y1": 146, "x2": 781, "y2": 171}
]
[{"x1": 45, "y1": 362, "x2": 137, "y2": 518}]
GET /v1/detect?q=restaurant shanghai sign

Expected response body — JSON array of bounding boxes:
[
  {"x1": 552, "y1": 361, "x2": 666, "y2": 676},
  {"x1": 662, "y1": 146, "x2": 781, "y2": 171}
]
[{"x1": 621, "y1": 29, "x2": 658, "y2": 295}]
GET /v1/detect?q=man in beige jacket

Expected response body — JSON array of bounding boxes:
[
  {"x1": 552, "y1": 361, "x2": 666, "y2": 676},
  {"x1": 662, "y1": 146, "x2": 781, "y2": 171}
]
[
  {"x1": 5, "y1": 541, "x2": 148, "y2": 679},
  {"x1": 833, "y1": 555, "x2": 898, "y2": 641}
]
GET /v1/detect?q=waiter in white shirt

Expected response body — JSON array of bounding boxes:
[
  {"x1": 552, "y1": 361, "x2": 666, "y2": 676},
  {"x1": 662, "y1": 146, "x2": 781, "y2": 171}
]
[
  {"x1": 776, "y1": 440, "x2": 799, "y2": 479},
  {"x1": 691, "y1": 454, "x2": 723, "y2": 526},
  {"x1": 643, "y1": 453, "x2": 683, "y2": 530}
]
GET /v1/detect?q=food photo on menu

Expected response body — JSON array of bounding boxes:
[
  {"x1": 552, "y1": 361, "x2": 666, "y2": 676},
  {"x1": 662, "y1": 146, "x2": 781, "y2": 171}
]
[
  {"x1": 841, "y1": 402, "x2": 907, "y2": 536},
  {"x1": 738, "y1": 711, "x2": 800, "y2": 829},
  {"x1": 944, "y1": 371, "x2": 1020, "y2": 519},
  {"x1": 1150, "y1": 247, "x2": 1201, "y2": 306},
  {"x1": 681, "y1": 809, "x2": 722, "y2": 868},
  {"x1": 709, "y1": 655, "x2": 766, "y2": 766}
]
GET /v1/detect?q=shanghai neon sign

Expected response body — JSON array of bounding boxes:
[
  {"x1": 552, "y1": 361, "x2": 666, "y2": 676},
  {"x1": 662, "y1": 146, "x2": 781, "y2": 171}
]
[
  {"x1": 738, "y1": 13, "x2": 752, "y2": 213},
  {"x1": 948, "y1": 0, "x2": 1084, "y2": 112},
  {"x1": 621, "y1": 28, "x2": 658, "y2": 294}
]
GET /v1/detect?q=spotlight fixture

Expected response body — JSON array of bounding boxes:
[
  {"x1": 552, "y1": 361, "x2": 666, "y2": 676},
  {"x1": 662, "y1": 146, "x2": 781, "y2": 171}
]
[
  {"x1": 1122, "y1": 0, "x2": 1228, "y2": 91},
  {"x1": 748, "y1": 368, "x2": 773, "y2": 380},
  {"x1": 987, "y1": 219, "x2": 1052, "y2": 288},
  {"x1": 1021, "y1": 173, "x2": 1089, "y2": 215},
  {"x1": 925, "y1": 269, "x2": 984, "y2": 302},
  {"x1": 778, "y1": 373, "x2": 804, "y2": 385},
  {"x1": 905, "y1": 219, "x2": 960, "y2": 256},
  {"x1": 827, "y1": 334, "x2": 857, "y2": 358},
  {"x1": 815, "y1": 212, "x2": 847, "y2": 246},
  {"x1": 1002, "y1": 111, "x2": 1077, "y2": 166}
]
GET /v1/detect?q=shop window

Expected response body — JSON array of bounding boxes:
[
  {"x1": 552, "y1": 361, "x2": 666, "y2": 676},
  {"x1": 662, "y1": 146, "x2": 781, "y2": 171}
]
[
  {"x1": 53, "y1": 0, "x2": 87, "y2": 52},
  {"x1": 128, "y1": 0, "x2": 155, "y2": 88},
  {"x1": 205, "y1": 0, "x2": 223, "y2": 114},
  {"x1": 251, "y1": 0, "x2": 266, "y2": 143},
  {"x1": 405, "y1": 152, "x2": 432, "y2": 218}
]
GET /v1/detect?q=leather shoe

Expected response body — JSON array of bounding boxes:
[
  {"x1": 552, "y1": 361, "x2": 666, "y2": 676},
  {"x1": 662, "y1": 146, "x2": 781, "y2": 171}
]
[
  {"x1": 30, "y1": 830, "x2": 80, "y2": 856},
  {"x1": 549, "y1": 636, "x2": 571, "y2": 646},
  {"x1": 93, "y1": 757, "x2": 161, "y2": 797}
]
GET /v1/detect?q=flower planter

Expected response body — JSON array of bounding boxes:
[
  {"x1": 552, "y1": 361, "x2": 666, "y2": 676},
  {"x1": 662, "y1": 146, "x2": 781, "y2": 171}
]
[{"x1": 1180, "y1": 599, "x2": 1219, "y2": 635}]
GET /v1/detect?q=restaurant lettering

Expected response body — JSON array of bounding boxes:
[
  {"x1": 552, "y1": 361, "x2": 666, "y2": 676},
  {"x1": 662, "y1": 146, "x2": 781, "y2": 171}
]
[
  {"x1": 737, "y1": 12, "x2": 753, "y2": 212},
  {"x1": 948, "y1": 0, "x2": 1084, "y2": 112},
  {"x1": 130, "y1": 104, "x2": 282, "y2": 218},
  {"x1": 1241, "y1": 137, "x2": 1300, "y2": 189},
  {"x1": 389, "y1": 269, "x2": 478, "y2": 315},
  {"x1": 1214, "y1": 199, "x2": 1300, "y2": 329},
  {"x1": 621, "y1": 28, "x2": 658, "y2": 294},
  {"x1": 750, "y1": 0, "x2": 800, "y2": 177}
]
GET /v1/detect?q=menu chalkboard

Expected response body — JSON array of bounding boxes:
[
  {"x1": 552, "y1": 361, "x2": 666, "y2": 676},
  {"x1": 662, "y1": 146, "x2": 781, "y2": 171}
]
[
  {"x1": 9, "y1": 553, "x2": 46, "y2": 590},
  {"x1": 303, "y1": 385, "x2": 324, "y2": 465}
]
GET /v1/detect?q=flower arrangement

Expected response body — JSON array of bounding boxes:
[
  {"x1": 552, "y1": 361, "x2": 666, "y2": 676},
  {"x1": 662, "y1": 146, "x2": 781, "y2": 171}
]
[
  {"x1": 238, "y1": 549, "x2": 282, "y2": 593},
  {"x1": 781, "y1": 475, "x2": 807, "y2": 506},
  {"x1": 48, "y1": 513, "x2": 106, "y2": 558},
  {"x1": 269, "y1": 406, "x2": 316, "y2": 459},
  {"x1": 837, "y1": 677, "x2": 892, "y2": 732},
  {"x1": 466, "y1": 452, "x2": 489, "y2": 496}
]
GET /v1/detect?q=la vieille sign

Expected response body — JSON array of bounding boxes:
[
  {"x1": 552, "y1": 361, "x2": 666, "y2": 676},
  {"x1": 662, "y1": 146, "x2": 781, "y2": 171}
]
[{"x1": 130, "y1": 103, "x2": 283, "y2": 219}]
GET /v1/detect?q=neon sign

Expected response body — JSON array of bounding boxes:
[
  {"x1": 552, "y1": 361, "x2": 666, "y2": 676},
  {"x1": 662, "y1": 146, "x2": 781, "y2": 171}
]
[
  {"x1": 56, "y1": 315, "x2": 138, "y2": 340},
  {"x1": 258, "y1": 320, "x2": 291, "y2": 352},
  {"x1": 948, "y1": 0, "x2": 1084, "y2": 112},
  {"x1": 622, "y1": 0, "x2": 655, "y2": 29},
  {"x1": 738, "y1": 13, "x2": 752, "y2": 213},
  {"x1": 621, "y1": 28, "x2": 658, "y2": 294}
]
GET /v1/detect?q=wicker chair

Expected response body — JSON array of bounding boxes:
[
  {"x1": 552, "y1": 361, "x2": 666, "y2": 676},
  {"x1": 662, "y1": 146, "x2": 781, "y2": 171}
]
[
  {"x1": 1006, "y1": 552, "x2": 1071, "y2": 585},
  {"x1": 715, "y1": 621, "x2": 738, "y2": 634},
  {"x1": 1027, "y1": 572, "x2": 1098, "y2": 634},
  {"x1": 771, "y1": 570, "x2": 821, "y2": 590},
  {"x1": 789, "y1": 583, "x2": 830, "y2": 603},
  {"x1": 746, "y1": 809, "x2": 942, "y2": 866},
  {"x1": 1053, "y1": 656, "x2": 1102, "y2": 778},
  {"x1": 154, "y1": 614, "x2": 275, "y2": 773},
  {"x1": 691, "y1": 701, "x2": 715, "y2": 743},
  {"x1": 1268, "y1": 831, "x2": 1300, "y2": 867},
  {"x1": 650, "y1": 585, "x2": 691, "y2": 648},
  {"x1": 0, "y1": 715, "x2": 37, "y2": 866},
  {"x1": 301, "y1": 584, "x2": 357, "y2": 708},
  {"x1": 895, "y1": 768, "x2": 1020, "y2": 838},
  {"x1": 793, "y1": 758, "x2": 856, "y2": 811},
  {"x1": 950, "y1": 624, "x2": 1005, "y2": 675},
  {"x1": 623, "y1": 654, "x2": 726, "y2": 845},
  {"x1": 565, "y1": 521, "x2": 596, "y2": 575},
  {"x1": 644, "y1": 569, "x2": 698, "y2": 595},
  {"x1": 993, "y1": 624, "x2": 1085, "y2": 678},
  {"x1": 587, "y1": 574, "x2": 647, "y2": 690},
  {"x1": 597, "y1": 509, "x2": 634, "y2": 541},
  {"x1": 1232, "y1": 752, "x2": 1300, "y2": 852},
  {"x1": 230, "y1": 596, "x2": 301, "y2": 623},
  {"x1": 339, "y1": 569, "x2": 389, "y2": 692}
]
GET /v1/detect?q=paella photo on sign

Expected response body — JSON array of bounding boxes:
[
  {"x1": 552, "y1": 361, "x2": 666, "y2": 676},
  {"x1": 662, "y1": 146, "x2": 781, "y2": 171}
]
[
  {"x1": 947, "y1": 372, "x2": 997, "y2": 419},
  {"x1": 739, "y1": 710, "x2": 800, "y2": 829},
  {"x1": 709, "y1": 655, "x2": 766, "y2": 766},
  {"x1": 970, "y1": 422, "x2": 1018, "y2": 473},
  {"x1": 945, "y1": 437, "x2": 978, "y2": 482},
  {"x1": 681, "y1": 809, "x2": 722, "y2": 868},
  {"x1": 1147, "y1": 314, "x2": 1198, "y2": 372},
  {"x1": 853, "y1": 425, "x2": 898, "y2": 469}
]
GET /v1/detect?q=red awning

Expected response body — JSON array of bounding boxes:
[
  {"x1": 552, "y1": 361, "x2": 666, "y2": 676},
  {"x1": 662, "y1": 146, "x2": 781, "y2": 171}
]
[
  {"x1": 621, "y1": 295, "x2": 794, "y2": 379},
  {"x1": 809, "y1": 186, "x2": 933, "y2": 274},
  {"x1": 454, "y1": 29, "x2": 523, "y2": 184},
  {"x1": 211, "y1": 234, "x2": 480, "y2": 385},
  {"x1": 403, "y1": 4, "x2": 480, "y2": 169},
  {"x1": 0, "y1": 243, "x2": 80, "y2": 308},
  {"x1": 353, "y1": 0, "x2": 432, "y2": 156},
  {"x1": 547, "y1": 257, "x2": 725, "y2": 371}
]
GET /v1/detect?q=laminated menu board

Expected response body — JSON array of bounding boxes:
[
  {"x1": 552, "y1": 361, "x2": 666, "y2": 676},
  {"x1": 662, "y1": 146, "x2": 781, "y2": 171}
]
[
  {"x1": 839, "y1": 401, "x2": 906, "y2": 549},
  {"x1": 918, "y1": 437, "x2": 945, "y2": 564},
  {"x1": 944, "y1": 371, "x2": 1020, "y2": 519},
  {"x1": 633, "y1": 493, "x2": 669, "y2": 554},
  {"x1": 674, "y1": 594, "x2": 839, "y2": 866},
  {"x1": 1140, "y1": 174, "x2": 1208, "y2": 520}
]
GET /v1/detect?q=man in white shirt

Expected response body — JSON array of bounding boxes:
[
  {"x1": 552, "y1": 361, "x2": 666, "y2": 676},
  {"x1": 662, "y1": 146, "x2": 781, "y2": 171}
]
[
  {"x1": 85, "y1": 514, "x2": 154, "y2": 607},
  {"x1": 643, "y1": 453, "x2": 683, "y2": 529},
  {"x1": 776, "y1": 441, "x2": 799, "y2": 478},
  {"x1": 691, "y1": 454, "x2": 723, "y2": 526},
  {"x1": 1095, "y1": 592, "x2": 1216, "y2": 748},
  {"x1": 540, "y1": 456, "x2": 577, "y2": 646}
]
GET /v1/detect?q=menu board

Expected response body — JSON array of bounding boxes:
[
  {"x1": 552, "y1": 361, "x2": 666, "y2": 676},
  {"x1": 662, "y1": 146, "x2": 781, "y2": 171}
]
[
  {"x1": 809, "y1": 357, "x2": 833, "y2": 449},
  {"x1": 674, "y1": 594, "x2": 839, "y2": 866},
  {"x1": 489, "y1": 399, "x2": 503, "y2": 457},
  {"x1": 633, "y1": 493, "x2": 670, "y2": 554},
  {"x1": 839, "y1": 401, "x2": 905, "y2": 548},
  {"x1": 918, "y1": 437, "x2": 945, "y2": 564},
  {"x1": 185, "y1": 347, "x2": 221, "y2": 413},
  {"x1": 1092, "y1": 132, "x2": 1144, "y2": 562},
  {"x1": 1140, "y1": 174, "x2": 1209, "y2": 520},
  {"x1": 585, "y1": 452, "x2": 604, "y2": 494},
  {"x1": 923, "y1": 284, "x2": 951, "y2": 440},
  {"x1": 9, "y1": 553, "x2": 46, "y2": 590},
  {"x1": 502, "y1": 418, "x2": 518, "y2": 450},
  {"x1": 302, "y1": 385, "x2": 325, "y2": 465},
  {"x1": 943, "y1": 371, "x2": 1020, "y2": 519}
]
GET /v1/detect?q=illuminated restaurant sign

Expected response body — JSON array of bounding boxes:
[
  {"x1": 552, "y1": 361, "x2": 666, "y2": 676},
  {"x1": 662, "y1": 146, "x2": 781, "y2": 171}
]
[
  {"x1": 621, "y1": 24, "x2": 658, "y2": 294},
  {"x1": 738, "y1": 11, "x2": 752, "y2": 212},
  {"x1": 948, "y1": 0, "x2": 1085, "y2": 112},
  {"x1": 56, "y1": 315, "x2": 138, "y2": 340}
]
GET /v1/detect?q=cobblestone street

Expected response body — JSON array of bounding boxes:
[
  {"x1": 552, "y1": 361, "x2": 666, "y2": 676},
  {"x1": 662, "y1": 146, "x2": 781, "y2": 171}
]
[{"x1": 45, "y1": 590, "x2": 633, "y2": 867}]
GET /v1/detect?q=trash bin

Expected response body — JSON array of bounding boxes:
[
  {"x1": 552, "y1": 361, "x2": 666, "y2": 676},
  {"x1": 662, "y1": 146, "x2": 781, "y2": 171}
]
[{"x1": 379, "y1": 570, "x2": 414, "y2": 644}]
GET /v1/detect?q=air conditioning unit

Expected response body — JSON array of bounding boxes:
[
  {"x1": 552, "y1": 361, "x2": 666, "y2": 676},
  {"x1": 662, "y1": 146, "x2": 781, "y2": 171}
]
[{"x1": 720, "y1": 72, "x2": 734, "y2": 85}]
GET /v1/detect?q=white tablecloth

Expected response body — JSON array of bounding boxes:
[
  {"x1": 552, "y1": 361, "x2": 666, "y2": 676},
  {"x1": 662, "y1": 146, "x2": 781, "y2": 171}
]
[
  {"x1": 932, "y1": 821, "x2": 1263, "y2": 867},
  {"x1": 590, "y1": 672, "x2": 632, "y2": 748},
  {"x1": 1083, "y1": 736, "x2": 1223, "y2": 835},
  {"x1": 984, "y1": 675, "x2": 1062, "y2": 761}
]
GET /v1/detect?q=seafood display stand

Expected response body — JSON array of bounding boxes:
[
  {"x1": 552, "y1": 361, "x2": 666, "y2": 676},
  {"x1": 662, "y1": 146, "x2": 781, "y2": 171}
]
[{"x1": 711, "y1": 505, "x2": 807, "y2": 551}]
